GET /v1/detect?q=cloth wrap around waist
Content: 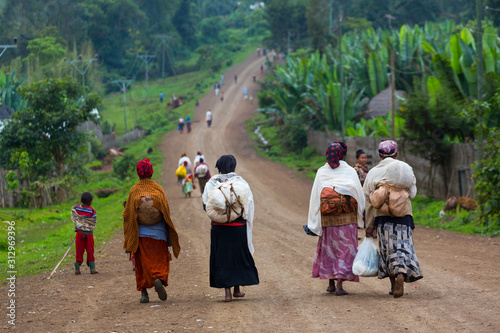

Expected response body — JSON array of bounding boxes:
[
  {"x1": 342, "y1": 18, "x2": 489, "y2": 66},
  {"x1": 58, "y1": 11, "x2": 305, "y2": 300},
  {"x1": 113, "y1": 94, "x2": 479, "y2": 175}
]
[{"x1": 122, "y1": 179, "x2": 180, "y2": 258}]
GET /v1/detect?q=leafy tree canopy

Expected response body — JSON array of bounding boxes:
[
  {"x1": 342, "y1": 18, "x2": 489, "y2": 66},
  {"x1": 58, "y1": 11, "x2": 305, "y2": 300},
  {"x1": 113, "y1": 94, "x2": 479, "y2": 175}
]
[{"x1": 0, "y1": 77, "x2": 101, "y2": 179}]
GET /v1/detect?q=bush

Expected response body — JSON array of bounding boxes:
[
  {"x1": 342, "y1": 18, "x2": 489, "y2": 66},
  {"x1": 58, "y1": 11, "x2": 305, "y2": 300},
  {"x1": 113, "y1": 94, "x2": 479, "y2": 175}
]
[{"x1": 112, "y1": 154, "x2": 136, "y2": 179}]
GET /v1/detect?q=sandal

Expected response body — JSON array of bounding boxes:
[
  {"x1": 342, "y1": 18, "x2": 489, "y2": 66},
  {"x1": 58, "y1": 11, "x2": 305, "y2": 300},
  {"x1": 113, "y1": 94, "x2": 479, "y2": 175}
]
[{"x1": 154, "y1": 278, "x2": 167, "y2": 301}]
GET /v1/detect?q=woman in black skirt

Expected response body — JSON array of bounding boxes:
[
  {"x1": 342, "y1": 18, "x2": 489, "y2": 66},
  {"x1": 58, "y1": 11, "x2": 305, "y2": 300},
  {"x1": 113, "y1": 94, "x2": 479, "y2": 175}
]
[{"x1": 202, "y1": 155, "x2": 259, "y2": 302}]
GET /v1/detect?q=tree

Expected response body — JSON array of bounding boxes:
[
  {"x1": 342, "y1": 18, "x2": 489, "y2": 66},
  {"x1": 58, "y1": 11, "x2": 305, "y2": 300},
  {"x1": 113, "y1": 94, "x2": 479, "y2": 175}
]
[
  {"x1": 263, "y1": 0, "x2": 308, "y2": 54},
  {"x1": 172, "y1": 0, "x2": 198, "y2": 49},
  {"x1": 306, "y1": 0, "x2": 331, "y2": 54},
  {"x1": 0, "y1": 77, "x2": 101, "y2": 184}
]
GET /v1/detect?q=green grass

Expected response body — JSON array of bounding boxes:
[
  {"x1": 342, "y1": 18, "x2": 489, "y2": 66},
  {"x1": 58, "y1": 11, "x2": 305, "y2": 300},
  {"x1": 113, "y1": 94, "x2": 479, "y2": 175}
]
[{"x1": 246, "y1": 113, "x2": 499, "y2": 237}]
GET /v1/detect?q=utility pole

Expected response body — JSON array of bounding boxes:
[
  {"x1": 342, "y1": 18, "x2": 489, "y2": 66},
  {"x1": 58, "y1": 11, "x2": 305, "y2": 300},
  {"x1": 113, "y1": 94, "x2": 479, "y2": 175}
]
[
  {"x1": 112, "y1": 79, "x2": 134, "y2": 133},
  {"x1": 137, "y1": 54, "x2": 155, "y2": 105},
  {"x1": 0, "y1": 37, "x2": 17, "y2": 59},
  {"x1": 476, "y1": 0, "x2": 484, "y2": 162},
  {"x1": 338, "y1": 7, "x2": 344, "y2": 141},
  {"x1": 155, "y1": 35, "x2": 177, "y2": 78},
  {"x1": 65, "y1": 54, "x2": 98, "y2": 86},
  {"x1": 391, "y1": 49, "x2": 396, "y2": 140}
]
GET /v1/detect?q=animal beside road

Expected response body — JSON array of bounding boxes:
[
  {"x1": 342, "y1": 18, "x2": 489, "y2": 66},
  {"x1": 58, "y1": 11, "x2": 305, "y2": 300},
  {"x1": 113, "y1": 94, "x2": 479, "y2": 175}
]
[{"x1": 439, "y1": 196, "x2": 479, "y2": 217}]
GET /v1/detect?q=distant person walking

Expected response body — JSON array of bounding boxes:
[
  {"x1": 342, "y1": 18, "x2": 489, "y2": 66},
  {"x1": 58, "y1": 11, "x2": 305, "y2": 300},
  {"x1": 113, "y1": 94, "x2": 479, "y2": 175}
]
[
  {"x1": 234, "y1": 74, "x2": 238, "y2": 84},
  {"x1": 257, "y1": 48, "x2": 261, "y2": 56},
  {"x1": 206, "y1": 110, "x2": 213, "y2": 127},
  {"x1": 178, "y1": 117, "x2": 185, "y2": 134},
  {"x1": 221, "y1": 74, "x2": 225, "y2": 85},
  {"x1": 159, "y1": 92, "x2": 164, "y2": 103},
  {"x1": 243, "y1": 86, "x2": 248, "y2": 100},
  {"x1": 220, "y1": 91, "x2": 224, "y2": 102},
  {"x1": 260, "y1": 64, "x2": 264, "y2": 74},
  {"x1": 249, "y1": 94, "x2": 253, "y2": 104},
  {"x1": 194, "y1": 158, "x2": 211, "y2": 195},
  {"x1": 214, "y1": 82, "x2": 220, "y2": 96},
  {"x1": 185, "y1": 116, "x2": 192, "y2": 133}
]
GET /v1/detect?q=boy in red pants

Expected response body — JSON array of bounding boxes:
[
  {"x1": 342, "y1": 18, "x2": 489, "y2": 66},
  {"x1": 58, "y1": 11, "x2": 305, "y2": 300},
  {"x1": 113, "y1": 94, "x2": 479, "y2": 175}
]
[{"x1": 71, "y1": 192, "x2": 98, "y2": 275}]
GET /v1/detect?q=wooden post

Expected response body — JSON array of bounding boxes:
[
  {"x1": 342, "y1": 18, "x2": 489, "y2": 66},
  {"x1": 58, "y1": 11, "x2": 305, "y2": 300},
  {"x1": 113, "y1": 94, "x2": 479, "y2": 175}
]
[{"x1": 391, "y1": 49, "x2": 396, "y2": 140}]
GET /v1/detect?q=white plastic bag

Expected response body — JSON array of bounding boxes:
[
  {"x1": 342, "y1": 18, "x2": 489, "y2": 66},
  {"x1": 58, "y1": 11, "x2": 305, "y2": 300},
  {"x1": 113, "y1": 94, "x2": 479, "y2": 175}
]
[{"x1": 352, "y1": 237, "x2": 379, "y2": 277}]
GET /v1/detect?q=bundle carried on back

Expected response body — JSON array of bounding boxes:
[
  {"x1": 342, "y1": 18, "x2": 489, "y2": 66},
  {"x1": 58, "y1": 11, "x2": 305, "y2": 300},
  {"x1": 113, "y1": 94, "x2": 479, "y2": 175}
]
[
  {"x1": 368, "y1": 159, "x2": 415, "y2": 217},
  {"x1": 206, "y1": 178, "x2": 251, "y2": 223},
  {"x1": 71, "y1": 207, "x2": 97, "y2": 233},
  {"x1": 137, "y1": 196, "x2": 163, "y2": 226}
]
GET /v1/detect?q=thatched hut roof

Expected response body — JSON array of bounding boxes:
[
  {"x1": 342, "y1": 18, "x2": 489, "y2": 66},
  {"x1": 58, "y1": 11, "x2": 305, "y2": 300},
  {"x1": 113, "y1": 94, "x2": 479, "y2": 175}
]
[
  {"x1": 0, "y1": 104, "x2": 14, "y2": 120},
  {"x1": 362, "y1": 86, "x2": 405, "y2": 119}
]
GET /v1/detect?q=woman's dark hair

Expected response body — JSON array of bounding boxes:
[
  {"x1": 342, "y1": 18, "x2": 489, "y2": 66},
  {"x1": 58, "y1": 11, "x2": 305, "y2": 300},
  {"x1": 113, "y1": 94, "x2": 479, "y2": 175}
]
[
  {"x1": 356, "y1": 149, "x2": 366, "y2": 159},
  {"x1": 81, "y1": 192, "x2": 93, "y2": 206},
  {"x1": 215, "y1": 155, "x2": 237, "y2": 174}
]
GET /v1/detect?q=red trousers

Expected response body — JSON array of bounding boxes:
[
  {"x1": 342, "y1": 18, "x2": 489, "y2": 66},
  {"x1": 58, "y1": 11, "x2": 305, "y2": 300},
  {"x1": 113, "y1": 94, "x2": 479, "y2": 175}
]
[{"x1": 75, "y1": 231, "x2": 95, "y2": 264}]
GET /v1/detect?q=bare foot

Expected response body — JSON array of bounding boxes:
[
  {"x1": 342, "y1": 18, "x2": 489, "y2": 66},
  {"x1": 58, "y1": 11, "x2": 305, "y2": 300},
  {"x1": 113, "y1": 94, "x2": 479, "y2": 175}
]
[
  {"x1": 326, "y1": 279, "x2": 336, "y2": 293},
  {"x1": 335, "y1": 288, "x2": 348, "y2": 296},
  {"x1": 223, "y1": 288, "x2": 232, "y2": 302},
  {"x1": 233, "y1": 285, "x2": 245, "y2": 298}
]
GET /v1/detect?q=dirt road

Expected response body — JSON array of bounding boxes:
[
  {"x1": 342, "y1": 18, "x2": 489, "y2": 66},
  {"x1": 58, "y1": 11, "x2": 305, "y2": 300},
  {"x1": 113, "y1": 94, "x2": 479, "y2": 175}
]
[{"x1": 2, "y1": 52, "x2": 500, "y2": 333}]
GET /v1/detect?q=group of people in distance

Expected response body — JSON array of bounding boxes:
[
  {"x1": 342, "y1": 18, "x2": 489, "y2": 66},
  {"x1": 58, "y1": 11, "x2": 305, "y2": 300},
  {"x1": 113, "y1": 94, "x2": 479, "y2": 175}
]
[{"x1": 72, "y1": 139, "x2": 421, "y2": 303}]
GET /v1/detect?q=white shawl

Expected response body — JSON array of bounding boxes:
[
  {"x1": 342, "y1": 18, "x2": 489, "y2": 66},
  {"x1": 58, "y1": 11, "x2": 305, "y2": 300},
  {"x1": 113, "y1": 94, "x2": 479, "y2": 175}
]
[
  {"x1": 202, "y1": 173, "x2": 255, "y2": 255},
  {"x1": 307, "y1": 161, "x2": 365, "y2": 236}
]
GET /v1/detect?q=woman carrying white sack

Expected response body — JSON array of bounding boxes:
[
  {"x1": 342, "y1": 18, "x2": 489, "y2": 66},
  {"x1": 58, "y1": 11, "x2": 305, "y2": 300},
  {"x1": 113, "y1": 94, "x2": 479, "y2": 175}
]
[
  {"x1": 202, "y1": 155, "x2": 259, "y2": 302},
  {"x1": 305, "y1": 142, "x2": 365, "y2": 296}
]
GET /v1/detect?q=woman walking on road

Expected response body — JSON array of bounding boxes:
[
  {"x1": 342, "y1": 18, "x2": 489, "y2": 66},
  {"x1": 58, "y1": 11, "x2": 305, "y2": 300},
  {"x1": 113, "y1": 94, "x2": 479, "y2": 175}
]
[
  {"x1": 363, "y1": 140, "x2": 423, "y2": 298},
  {"x1": 202, "y1": 155, "x2": 259, "y2": 302},
  {"x1": 306, "y1": 142, "x2": 365, "y2": 296},
  {"x1": 122, "y1": 158, "x2": 180, "y2": 303}
]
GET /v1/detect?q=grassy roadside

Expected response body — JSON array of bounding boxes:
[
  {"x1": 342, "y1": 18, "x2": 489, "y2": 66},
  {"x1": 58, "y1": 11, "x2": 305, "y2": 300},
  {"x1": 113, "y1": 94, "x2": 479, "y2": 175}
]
[
  {"x1": 0, "y1": 40, "x2": 264, "y2": 282},
  {"x1": 245, "y1": 114, "x2": 497, "y2": 237}
]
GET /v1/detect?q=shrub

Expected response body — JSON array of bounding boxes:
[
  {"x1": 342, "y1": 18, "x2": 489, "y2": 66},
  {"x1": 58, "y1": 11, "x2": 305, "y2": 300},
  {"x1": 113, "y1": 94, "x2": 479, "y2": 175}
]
[{"x1": 112, "y1": 154, "x2": 136, "y2": 179}]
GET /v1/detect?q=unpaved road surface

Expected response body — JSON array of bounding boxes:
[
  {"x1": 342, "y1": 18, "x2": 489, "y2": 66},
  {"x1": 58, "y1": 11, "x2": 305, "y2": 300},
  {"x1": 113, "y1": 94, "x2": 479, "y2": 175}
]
[{"x1": 2, "y1": 53, "x2": 500, "y2": 333}]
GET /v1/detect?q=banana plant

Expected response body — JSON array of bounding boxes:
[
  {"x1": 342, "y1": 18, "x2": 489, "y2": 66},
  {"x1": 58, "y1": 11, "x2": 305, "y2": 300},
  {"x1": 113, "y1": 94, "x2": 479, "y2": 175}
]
[{"x1": 0, "y1": 71, "x2": 28, "y2": 111}]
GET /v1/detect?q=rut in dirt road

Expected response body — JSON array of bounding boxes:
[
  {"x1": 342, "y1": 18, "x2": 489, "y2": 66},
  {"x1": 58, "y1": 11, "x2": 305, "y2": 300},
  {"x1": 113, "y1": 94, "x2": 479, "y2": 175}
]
[{"x1": 2, "y1": 52, "x2": 500, "y2": 333}]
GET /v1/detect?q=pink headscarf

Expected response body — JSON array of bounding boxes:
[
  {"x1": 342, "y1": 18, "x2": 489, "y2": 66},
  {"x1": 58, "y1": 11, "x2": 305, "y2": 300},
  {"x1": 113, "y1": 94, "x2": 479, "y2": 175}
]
[{"x1": 378, "y1": 140, "x2": 398, "y2": 157}]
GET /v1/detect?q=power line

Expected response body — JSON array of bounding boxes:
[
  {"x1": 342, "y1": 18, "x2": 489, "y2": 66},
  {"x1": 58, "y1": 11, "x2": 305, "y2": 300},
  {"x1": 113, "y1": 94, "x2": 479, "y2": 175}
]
[
  {"x1": 112, "y1": 79, "x2": 134, "y2": 132},
  {"x1": 65, "y1": 54, "x2": 98, "y2": 86},
  {"x1": 0, "y1": 37, "x2": 17, "y2": 59},
  {"x1": 137, "y1": 54, "x2": 155, "y2": 105}
]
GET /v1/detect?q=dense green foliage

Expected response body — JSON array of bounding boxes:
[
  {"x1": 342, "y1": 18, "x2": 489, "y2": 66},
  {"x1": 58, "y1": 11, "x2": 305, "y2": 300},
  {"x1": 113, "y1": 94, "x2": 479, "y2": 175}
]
[
  {"x1": 463, "y1": 92, "x2": 500, "y2": 228},
  {"x1": 0, "y1": 77, "x2": 100, "y2": 180},
  {"x1": 0, "y1": 0, "x2": 267, "y2": 90}
]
